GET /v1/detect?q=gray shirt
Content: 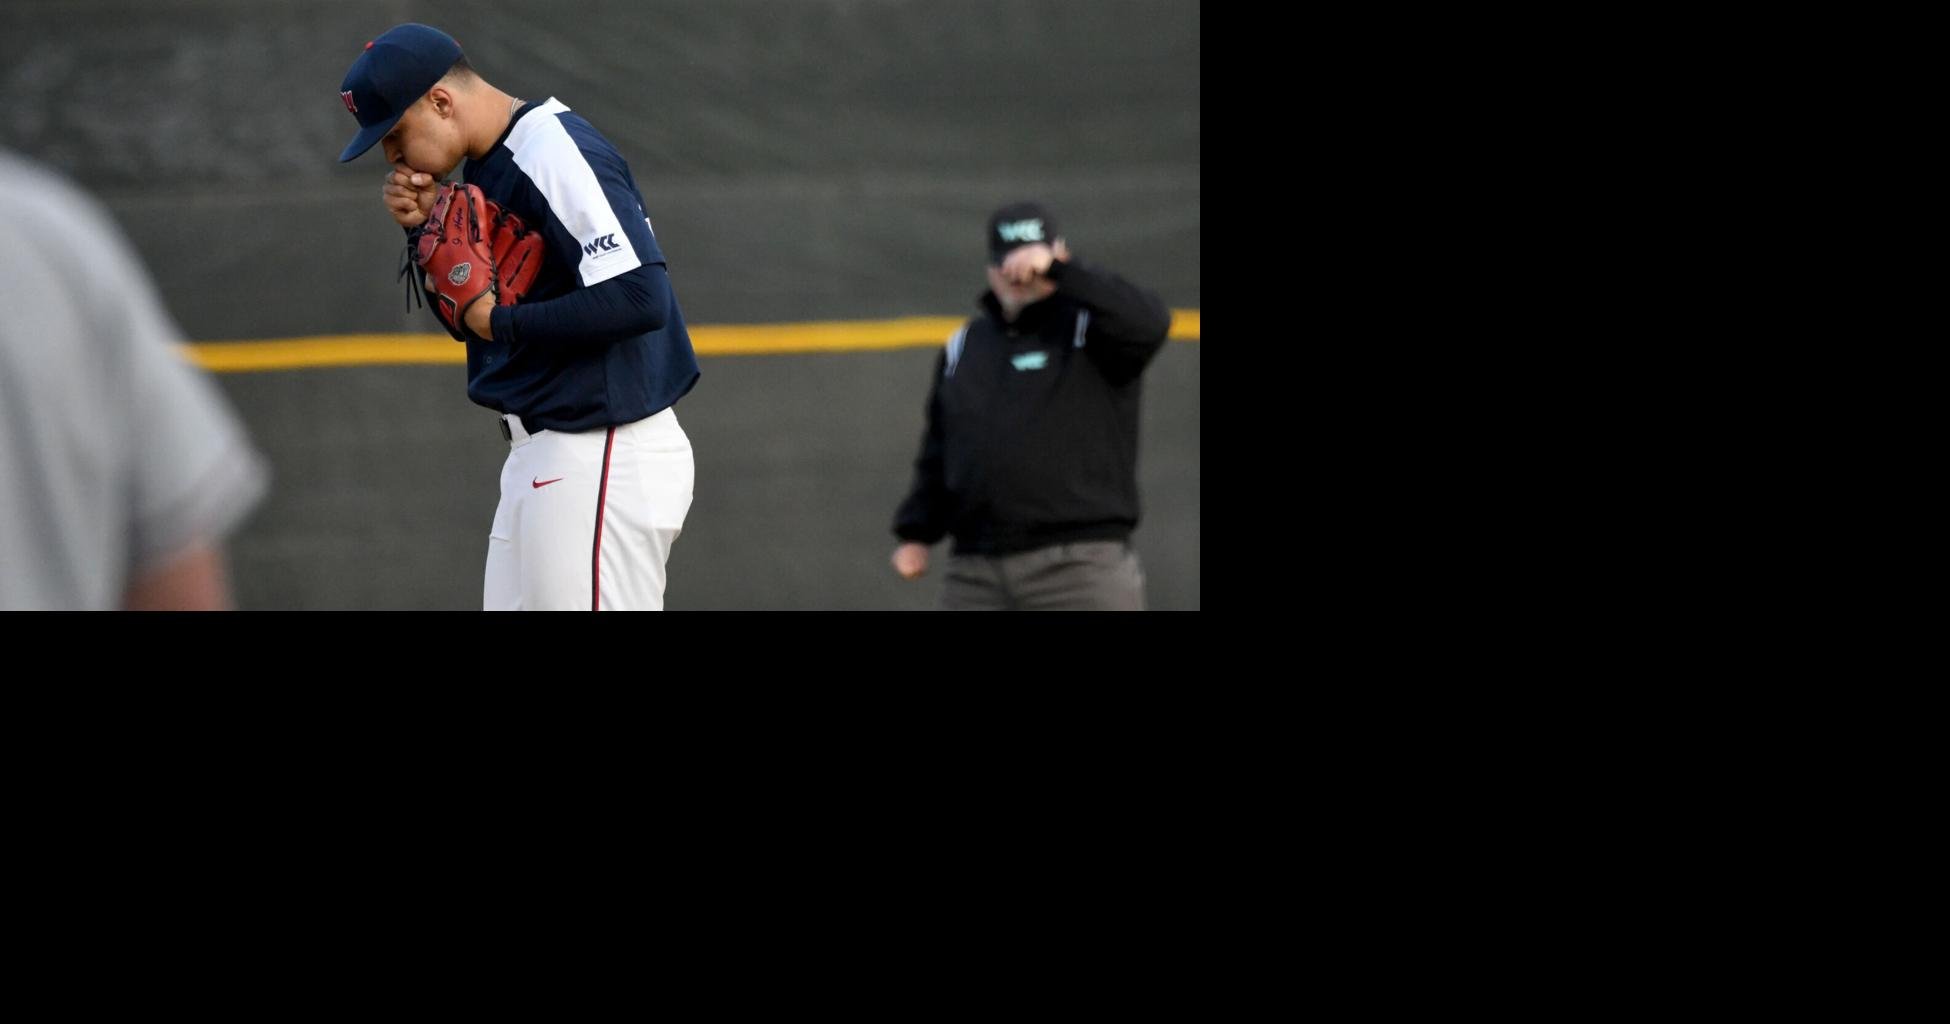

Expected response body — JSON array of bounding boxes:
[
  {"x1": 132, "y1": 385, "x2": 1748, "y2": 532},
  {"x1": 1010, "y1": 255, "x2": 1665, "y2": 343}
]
[{"x1": 0, "y1": 151, "x2": 268, "y2": 609}]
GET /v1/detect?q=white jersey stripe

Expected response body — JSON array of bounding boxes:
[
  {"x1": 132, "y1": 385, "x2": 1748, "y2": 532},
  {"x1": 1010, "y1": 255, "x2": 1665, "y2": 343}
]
[
  {"x1": 506, "y1": 98, "x2": 643, "y2": 287},
  {"x1": 944, "y1": 324, "x2": 969, "y2": 378}
]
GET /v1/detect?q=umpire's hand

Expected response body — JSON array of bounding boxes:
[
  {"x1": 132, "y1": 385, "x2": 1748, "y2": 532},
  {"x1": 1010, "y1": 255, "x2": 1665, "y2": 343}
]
[
  {"x1": 892, "y1": 542, "x2": 930, "y2": 580},
  {"x1": 998, "y1": 238, "x2": 1072, "y2": 286}
]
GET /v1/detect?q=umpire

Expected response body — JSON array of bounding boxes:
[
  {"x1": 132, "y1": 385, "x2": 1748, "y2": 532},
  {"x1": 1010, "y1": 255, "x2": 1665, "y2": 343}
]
[{"x1": 890, "y1": 201, "x2": 1174, "y2": 610}]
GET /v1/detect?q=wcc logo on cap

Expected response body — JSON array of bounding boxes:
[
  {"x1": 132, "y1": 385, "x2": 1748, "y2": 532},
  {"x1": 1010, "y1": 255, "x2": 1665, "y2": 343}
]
[
  {"x1": 987, "y1": 201, "x2": 1060, "y2": 264},
  {"x1": 997, "y1": 219, "x2": 1045, "y2": 243}
]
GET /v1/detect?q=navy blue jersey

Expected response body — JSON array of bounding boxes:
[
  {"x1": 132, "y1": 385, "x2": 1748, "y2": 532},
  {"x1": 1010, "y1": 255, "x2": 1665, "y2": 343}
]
[{"x1": 460, "y1": 98, "x2": 699, "y2": 432}]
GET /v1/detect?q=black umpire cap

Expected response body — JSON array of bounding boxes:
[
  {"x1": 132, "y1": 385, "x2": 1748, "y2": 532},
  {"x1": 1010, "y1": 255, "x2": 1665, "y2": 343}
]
[{"x1": 987, "y1": 201, "x2": 1060, "y2": 265}]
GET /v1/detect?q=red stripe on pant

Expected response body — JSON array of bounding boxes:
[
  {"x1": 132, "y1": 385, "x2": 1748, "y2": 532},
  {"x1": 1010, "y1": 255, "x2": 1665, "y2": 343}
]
[{"x1": 591, "y1": 426, "x2": 616, "y2": 611}]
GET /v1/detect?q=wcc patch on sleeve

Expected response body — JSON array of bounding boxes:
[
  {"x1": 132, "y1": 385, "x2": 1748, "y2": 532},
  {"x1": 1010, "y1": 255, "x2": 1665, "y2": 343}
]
[{"x1": 581, "y1": 232, "x2": 624, "y2": 259}]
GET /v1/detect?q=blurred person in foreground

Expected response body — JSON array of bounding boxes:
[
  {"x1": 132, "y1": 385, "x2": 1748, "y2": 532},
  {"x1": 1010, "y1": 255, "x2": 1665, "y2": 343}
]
[{"x1": 0, "y1": 149, "x2": 268, "y2": 610}]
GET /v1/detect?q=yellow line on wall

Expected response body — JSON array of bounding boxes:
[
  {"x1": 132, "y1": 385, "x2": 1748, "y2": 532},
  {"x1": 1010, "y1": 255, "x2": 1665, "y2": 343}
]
[{"x1": 183, "y1": 310, "x2": 1200, "y2": 373}]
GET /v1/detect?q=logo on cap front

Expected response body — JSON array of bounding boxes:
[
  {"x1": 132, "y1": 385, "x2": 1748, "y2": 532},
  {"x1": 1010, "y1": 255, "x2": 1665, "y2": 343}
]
[
  {"x1": 449, "y1": 263, "x2": 472, "y2": 286},
  {"x1": 997, "y1": 219, "x2": 1045, "y2": 243},
  {"x1": 340, "y1": 90, "x2": 358, "y2": 115}
]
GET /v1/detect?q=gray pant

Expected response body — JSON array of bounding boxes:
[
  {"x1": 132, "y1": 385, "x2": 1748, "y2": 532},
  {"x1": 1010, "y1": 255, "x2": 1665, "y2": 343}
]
[{"x1": 939, "y1": 540, "x2": 1145, "y2": 611}]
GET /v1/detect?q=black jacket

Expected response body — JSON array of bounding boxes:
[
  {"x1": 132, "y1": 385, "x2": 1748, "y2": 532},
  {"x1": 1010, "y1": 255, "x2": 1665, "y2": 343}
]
[{"x1": 893, "y1": 258, "x2": 1173, "y2": 555}]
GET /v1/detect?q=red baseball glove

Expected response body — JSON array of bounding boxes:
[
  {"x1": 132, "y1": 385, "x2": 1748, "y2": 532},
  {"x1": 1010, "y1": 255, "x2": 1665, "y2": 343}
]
[{"x1": 402, "y1": 182, "x2": 545, "y2": 342}]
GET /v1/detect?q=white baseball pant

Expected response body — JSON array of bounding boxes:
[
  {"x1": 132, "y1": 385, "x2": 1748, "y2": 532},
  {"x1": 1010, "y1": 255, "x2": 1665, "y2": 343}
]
[{"x1": 483, "y1": 407, "x2": 694, "y2": 610}]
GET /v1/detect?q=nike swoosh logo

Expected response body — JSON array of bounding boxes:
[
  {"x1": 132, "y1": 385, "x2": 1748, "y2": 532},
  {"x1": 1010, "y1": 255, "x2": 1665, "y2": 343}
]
[{"x1": 533, "y1": 477, "x2": 564, "y2": 489}]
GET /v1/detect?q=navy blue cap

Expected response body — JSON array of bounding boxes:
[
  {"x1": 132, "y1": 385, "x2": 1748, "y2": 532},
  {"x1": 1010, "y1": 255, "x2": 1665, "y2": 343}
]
[{"x1": 336, "y1": 24, "x2": 464, "y2": 163}]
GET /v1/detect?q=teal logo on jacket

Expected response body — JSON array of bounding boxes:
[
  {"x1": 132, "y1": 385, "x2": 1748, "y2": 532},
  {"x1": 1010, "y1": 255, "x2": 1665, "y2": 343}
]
[{"x1": 1011, "y1": 350, "x2": 1049, "y2": 371}]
